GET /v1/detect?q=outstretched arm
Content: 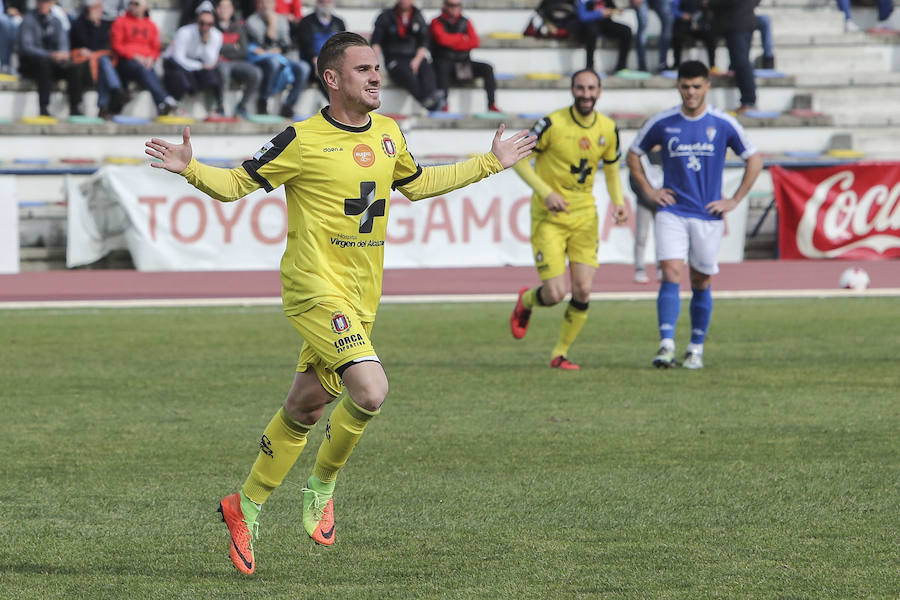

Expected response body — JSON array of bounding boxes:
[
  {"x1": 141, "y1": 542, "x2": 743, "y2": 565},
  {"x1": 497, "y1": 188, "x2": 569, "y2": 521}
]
[
  {"x1": 145, "y1": 126, "x2": 261, "y2": 202},
  {"x1": 398, "y1": 125, "x2": 535, "y2": 200}
]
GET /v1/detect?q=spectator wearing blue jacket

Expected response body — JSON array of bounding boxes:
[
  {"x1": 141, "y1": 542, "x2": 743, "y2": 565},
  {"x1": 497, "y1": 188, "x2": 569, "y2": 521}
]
[
  {"x1": 0, "y1": 0, "x2": 19, "y2": 74},
  {"x1": 295, "y1": 0, "x2": 345, "y2": 94}
]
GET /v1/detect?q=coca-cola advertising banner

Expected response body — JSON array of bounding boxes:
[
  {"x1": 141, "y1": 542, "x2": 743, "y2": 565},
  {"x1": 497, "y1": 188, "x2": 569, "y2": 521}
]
[{"x1": 772, "y1": 162, "x2": 900, "y2": 260}]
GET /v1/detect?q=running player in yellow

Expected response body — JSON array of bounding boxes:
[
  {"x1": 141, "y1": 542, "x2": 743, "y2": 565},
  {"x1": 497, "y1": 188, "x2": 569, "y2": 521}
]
[
  {"x1": 144, "y1": 32, "x2": 535, "y2": 575},
  {"x1": 509, "y1": 69, "x2": 626, "y2": 370}
]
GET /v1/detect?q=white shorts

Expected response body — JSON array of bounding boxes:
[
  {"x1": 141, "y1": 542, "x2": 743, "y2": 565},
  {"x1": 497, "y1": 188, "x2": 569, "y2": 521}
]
[{"x1": 654, "y1": 210, "x2": 724, "y2": 276}]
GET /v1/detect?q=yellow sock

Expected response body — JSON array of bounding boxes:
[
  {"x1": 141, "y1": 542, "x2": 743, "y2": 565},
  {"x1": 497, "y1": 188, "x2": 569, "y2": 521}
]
[
  {"x1": 241, "y1": 407, "x2": 311, "y2": 505},
  {"x1": 551, "y1": 300, "x2": 589, "y2": 358},
  {"x1": 522, "y1": 285, "x2": 546, "y2": 310},
  {"x1": 312, "y1": 392, "x2": 379, "y2": 483}
]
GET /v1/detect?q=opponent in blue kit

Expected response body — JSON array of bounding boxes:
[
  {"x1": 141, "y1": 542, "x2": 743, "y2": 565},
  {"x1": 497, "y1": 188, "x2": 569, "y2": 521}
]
[{"x1": 626, "y1": 60, "x2": 762, "y2": 369}]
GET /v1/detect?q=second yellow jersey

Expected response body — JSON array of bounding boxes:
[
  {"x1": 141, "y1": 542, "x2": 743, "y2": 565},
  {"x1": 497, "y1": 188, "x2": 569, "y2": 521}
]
[
  {"x1": 530, "y1": 106, "x2": 621, "y2": 214},
  {"x1": 242, "y1": 110, "x2": 420, "y2": 321}
]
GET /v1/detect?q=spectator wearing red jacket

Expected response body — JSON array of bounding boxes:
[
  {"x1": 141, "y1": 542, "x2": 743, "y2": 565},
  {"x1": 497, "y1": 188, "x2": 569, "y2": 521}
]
[
  {"x1": 110, "y1": 0, "x2": 178, "y2": 114},
  {"x1": 429, "y1": 0, "x2": 500, "y2": 113}
]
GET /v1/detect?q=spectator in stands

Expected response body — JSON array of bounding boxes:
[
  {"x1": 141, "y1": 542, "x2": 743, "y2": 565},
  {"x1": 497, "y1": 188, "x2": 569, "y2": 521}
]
[
  {"x1": 0, "y1": 0, "x2": 19, "y2": 75},
  {"x1": 633, "y1": 0, "x2": 673, "y2": 72},
  {"x1": 246, "y1": 0, "x2": 311, "y2": 117},
  {"x1": 163, "y1": 1, "x2": 226, "y2": 117},
  {"x1": 753, "y1": 12, "x2": 775, "y2": 69},
  {"x1": 523, "y1": 0, "x2": 577, "y2": 38},
  {"x1": 295, "y1": 0, "x2": 344, "y2": 94},
  {"x1": 18, "y1": 0, "x2": 86, "y2": 116},
  {"x1": 526, "y1": 0, "x2": 632, "y2": 73},
  {"x1": 671, "y1": 0, "x2": 716, "y2": 69},
  {"x1": 371, "y1": 0, "x2": 445, "y2": 112},
  {"x1": 111, "y1": 0, "x2": 179, "y2": 115},
  {"x1": 837, "y1": 0, "x2": 896, "y2": 33},
  {"x1": 709, "y1": 0, "x2": 755, "y2": 113},
  {"x1": 573, "y1": 0, "x2": 633, "y2": 73},
  {"x1": 215, "y1": 0, "x2": 262, "y2": 118},
  {"x1": 71, "y1": 0, "x2": 124, "y2": 118},
  {"x1": 429, "y1": 0, "x2": 500, "y2": 113}
]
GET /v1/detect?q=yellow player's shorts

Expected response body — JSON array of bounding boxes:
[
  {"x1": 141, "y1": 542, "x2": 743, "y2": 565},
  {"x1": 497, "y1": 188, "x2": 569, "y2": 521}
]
[
  {"x1": 530, "y1": 209, "x2": 599, "y2": 280},
  {"x1": 287, "y1": 299, "x2": 377, "y2": 397}
]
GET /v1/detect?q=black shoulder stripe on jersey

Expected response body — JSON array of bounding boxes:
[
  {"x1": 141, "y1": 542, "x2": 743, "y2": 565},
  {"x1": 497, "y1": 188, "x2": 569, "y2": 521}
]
[
  {"x1": 603, "y1": 127, "x2": 622, "y2": 164},
  {"x1": 242, "y1": 162, "x2": 274, "y2": 191},
  {"x1": 530, "y1": 116, "x2": 551, "y2": 141},
  {"x1": 392, "y1": 164, "x2": 423, "y2": 189},
  {"x1": 241, "y1": 126, "x2": 297, "y2": 192}
]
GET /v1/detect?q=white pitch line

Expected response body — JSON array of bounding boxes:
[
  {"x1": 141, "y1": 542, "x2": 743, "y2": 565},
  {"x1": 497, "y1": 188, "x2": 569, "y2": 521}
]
[{"x1": 1, "y1": 288, "x2": 898, "y2": 310}]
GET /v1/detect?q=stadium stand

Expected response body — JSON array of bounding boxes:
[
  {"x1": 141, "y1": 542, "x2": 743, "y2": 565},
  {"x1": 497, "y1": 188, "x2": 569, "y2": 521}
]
[{"x1": 2, "y1": 0, "x2": 899, "y2": 269}]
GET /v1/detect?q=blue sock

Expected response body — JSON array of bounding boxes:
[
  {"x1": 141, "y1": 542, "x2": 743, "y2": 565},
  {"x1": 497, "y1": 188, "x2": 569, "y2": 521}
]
[
  {"x1": 657, "y1": 281, "x2": 681, "y2": 341},
  {"x1": 689, "y1": 286, "x2": 713, "y2": 345}
]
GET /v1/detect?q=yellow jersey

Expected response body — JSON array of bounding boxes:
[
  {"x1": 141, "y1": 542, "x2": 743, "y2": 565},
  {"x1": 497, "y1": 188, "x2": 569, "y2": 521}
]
[
  {"x1": 180, "y1": 108, "x2": 502, "y2": 320},
  {"x1": 515, "y1": 105, "x2": 623, "y2": 218}
]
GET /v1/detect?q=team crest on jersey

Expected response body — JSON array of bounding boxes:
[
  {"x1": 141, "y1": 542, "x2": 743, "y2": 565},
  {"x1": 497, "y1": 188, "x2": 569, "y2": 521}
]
[
  {"x1": 706, "y1": 127, "x2": 717, "y2": 142},
  {"x1": 353, "y1": 144, "x2": 375, "y2": 167},
  {"x1": 598, "y1": 135, "x2": 606, "y2": 147},
  {"x1": 331, "y1": 311, "x2": 351, "y2": 333},
  {"x1": 579, "y1": 136, "x2": 591, "y2": 150},
  {"x1": 381, "y1": 134, "x2": 396, "y2": 157}
]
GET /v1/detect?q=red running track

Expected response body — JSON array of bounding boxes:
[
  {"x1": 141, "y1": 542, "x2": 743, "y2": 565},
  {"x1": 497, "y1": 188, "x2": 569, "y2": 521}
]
[{"x1": 0, "y1": 261, "x2": 897, "y2": 302}]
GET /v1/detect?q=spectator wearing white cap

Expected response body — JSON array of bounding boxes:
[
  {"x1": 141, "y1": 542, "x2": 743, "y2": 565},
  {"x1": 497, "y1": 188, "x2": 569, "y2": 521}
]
[{"x1": 163, "y1": 0, "x2": 226, "y2": 117}]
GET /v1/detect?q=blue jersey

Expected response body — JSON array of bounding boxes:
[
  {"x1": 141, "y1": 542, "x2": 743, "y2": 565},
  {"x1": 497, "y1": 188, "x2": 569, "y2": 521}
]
[{"x1": 630, "y1": 105, "x2": 756, "y2": 220}]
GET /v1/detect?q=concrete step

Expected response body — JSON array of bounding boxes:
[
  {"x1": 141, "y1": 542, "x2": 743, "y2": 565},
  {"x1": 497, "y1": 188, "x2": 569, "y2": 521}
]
[
  {"x1": 0, "y1": 73, "x2": 799, "y2": 121},
  {"x1": 334, "y1": 6, "x2": 848, "y2": 38},
  {"x1": 810, "y1": 86, "x2": 900, "y2": 123}
]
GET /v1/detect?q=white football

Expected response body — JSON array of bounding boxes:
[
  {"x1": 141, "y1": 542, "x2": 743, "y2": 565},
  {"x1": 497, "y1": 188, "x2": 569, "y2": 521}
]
[{"x1": 839, "y1": 267, "x2": 870, "y2": 290}]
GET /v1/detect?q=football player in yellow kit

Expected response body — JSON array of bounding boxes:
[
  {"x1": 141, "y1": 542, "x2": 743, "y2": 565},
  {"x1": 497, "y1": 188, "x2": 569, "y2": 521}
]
[
  {"x1": 144, "y1": 32, "x2": 535, "y2": 574},
  {"x1": 510, "y1": 69, "x2": 627, "y2": 370}
]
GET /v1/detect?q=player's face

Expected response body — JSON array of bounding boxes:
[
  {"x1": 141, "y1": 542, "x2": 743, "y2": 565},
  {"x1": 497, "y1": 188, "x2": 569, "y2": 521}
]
[
  {"x1": 335, "y1": 45, "x2": 382, "y2": 112},
  {"x1": 571, "y1": 72, "x2": 601, "y2": 116},
  {"x1": 678, "y1": 76, "x2": 711, "y2": 114}
]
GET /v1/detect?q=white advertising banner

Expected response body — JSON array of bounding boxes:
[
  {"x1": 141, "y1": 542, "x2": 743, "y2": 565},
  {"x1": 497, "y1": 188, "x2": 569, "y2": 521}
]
[
  {"x1": 0, "y1": 177, "x2": 18, "y2": 274},
  {"x1": 67, "y1": 165, "x2": 749, "y2": 271}
]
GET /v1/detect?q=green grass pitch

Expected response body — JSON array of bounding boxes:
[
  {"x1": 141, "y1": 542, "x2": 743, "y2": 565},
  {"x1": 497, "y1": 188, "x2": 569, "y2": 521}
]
[{"x1": 1, "y1": 297, "x2": 897, "y2": 599}]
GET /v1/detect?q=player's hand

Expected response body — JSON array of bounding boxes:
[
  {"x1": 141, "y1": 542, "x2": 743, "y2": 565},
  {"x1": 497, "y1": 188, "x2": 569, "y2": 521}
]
[
  {"x1": 491, "y1": 124, "x2": 537, "y2": 169},
  {"x1": 612, "y1": 204, "x2": 627, "y2": 224},
  {"x1": 545, "y1": 191, "x2": 569, "y2": 214},
  {"x1": 145, "y1": 126, "x2": 193, "y2": 173},
  {"x1": 706, "y1": 197, "x2": 740, "y2": 216},
  {"x1": 649, "y1": 187, "x2": 676, "y2": 207}
]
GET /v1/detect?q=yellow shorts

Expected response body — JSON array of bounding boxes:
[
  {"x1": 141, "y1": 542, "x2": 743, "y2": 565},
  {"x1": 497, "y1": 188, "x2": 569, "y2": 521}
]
[
  {"x1": 287, "y1": 299, "x2": 378, "y2": 397},
  {"x1": 530, "y1": 209, "x2": 599, "y2": 280}
]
